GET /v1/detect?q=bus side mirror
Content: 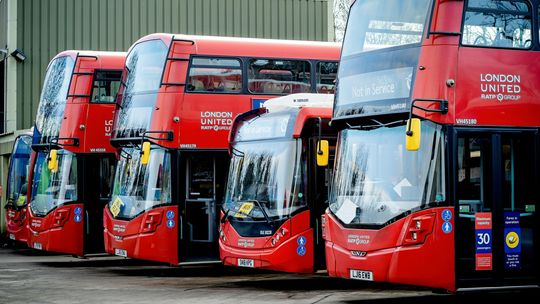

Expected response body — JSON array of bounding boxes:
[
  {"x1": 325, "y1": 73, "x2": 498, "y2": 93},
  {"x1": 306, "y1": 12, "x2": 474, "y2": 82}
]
[
  {"x1": 48, "y1": 149, "x2": 58, "y2": 173},
  {"x1": 406, "y1": 118, "x2": 421, "y2": 151},
  {"x1": 317, "y1": 140, "x2": 329, "y2": 167},
  {"x1": 141, "y1": 142, "x2": 151, "y2": 165}
]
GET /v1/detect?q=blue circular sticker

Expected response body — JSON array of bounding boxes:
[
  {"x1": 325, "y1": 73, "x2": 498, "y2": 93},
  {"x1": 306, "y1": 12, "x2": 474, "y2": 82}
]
[
  {"x1": 442, "y1": 209, "x2": 452, "y2": 222},
  {"x1": 297, "y1": 236, "x2": 307, "y2": 246},
  {"x1": 297, "y1": 245, "x2": 306, "y2": 256},
  {"x1": 442, "y1": 222, "x2": 453, "y2": 234},
  {"x1": 166, "y1": 210, "x2": 175, "y2": 220},
  {"x1": 74, "y1": 214, "x2": 82, "y2": 223},
  {"x1": 74, "y1": 207, "x2": 82, "y2": 215},
  {"x1": 166, "y1": 219, "x2": 175, "y2": 228}
]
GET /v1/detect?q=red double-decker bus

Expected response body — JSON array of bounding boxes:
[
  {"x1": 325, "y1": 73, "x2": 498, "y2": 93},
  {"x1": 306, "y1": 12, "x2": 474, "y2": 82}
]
[
  {"x1": 4, "y1": 133, "x2": 32, "y2": 243},
  {"x1": 27, "y1": 51, "x2": 125, "y2": 256},
  {"x1": 104, "y1": 33, "x2": 339, "y2": 265},
  {"x1": 324, "y1": 0, "x2": 539, "y2": 292},
  {"x1": 220, "y1": 93, "x2": 337, "y2": 273}
]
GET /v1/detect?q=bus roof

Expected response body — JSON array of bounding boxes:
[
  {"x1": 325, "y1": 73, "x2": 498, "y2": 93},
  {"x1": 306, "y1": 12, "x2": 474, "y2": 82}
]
[
  {"x1": 133, "y1": 33, "x2": 340, "y2": 60},
  {"x1": 50, "y1": 50, "x2": 126, "y2": 70}
]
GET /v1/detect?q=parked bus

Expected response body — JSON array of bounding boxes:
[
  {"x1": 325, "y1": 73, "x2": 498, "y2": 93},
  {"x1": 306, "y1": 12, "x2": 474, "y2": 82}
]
[
  {"x1": 323, "y1": 0, "x2": 539, "y2": 292},
  {"x1": 220, "y1": 93, "x2": 336, "y2": 273},
  {"x1": 104, "y1": 33, "x2": 339, "y2": 265},
  {"x1": 4, "y1": 133, "x2": 32, "y2": 243},
  {"x1": 27, "y1": 51, "x2": 125, "y2": 256}
]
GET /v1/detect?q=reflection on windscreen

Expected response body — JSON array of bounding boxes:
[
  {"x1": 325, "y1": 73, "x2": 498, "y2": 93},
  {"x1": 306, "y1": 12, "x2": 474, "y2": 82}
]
[
  {"x1": 224, "y1": 139, "x2": 305, "y2": 220},
  {"x1": 30, "y1": 151, "x2": 78, "y2": 216},
  {"x1": 35, "y1": 56, "x2": 75, "y2": 142},
  {"x1": 6, "y1": 136, "x2": 32, "y2": 207},
  {"x1": 114, "y1": 40, "x2": 168, "y2": 138},
  {"x1": 330, "y1": 122, "x2": 445, "y2": 226},
  {"x1": 341, "y1": 0, "x2": 431, "y2": 56},
  {"x1": 110, "y1": 147, "x2": 171, "y2": 219}
]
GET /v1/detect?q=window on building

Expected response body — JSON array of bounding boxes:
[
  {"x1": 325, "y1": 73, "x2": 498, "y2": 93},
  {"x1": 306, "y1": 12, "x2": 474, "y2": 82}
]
[
  {"x1": 316, "y1": 61, "x2": 338, "y2": 94},
  {"x1": 248, "y1": 59, "x2": 311, "y2": 95},
  {"x1": 187, "y1": 57, "x2": 242, "y2": 93},
  {"x1": 91, "y1": 70, "x2": 122, "y2": 103},
  {"x1": 462, "y1": 0, "x2": 532, "y2": 49}
]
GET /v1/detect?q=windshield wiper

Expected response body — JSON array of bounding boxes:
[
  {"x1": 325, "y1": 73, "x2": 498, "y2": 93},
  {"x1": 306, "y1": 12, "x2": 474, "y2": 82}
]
[
  {"x1": 120, "y1": 148, "x2": 133, "y2": 160},
  {"x1": 346, "y1": 119, "x2": 406, "y2": 131},
  {"x1": 221, "y1": 207, "x2": 232, "y2": 223},
  {"x1": 231, "y1": 147, "x2": 245, "y2": 158},
  {"x1": 250, "y1": 200, "x2": 274, "y2": 227}
]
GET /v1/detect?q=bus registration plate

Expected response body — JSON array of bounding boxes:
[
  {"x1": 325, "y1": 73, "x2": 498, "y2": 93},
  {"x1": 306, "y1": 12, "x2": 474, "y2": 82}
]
[
  {"x1": 33, "y1": 242, "x2": 42, "y2": 250},
  {"x1": 350, "y1": 269, "x2": 373, "y2": 281},
  {"x1": 115, "y1": 248, "x2": 127, "y2": 257},
  {"x1": 238, "y1": 258, "x2": 254, "y2": 268}
]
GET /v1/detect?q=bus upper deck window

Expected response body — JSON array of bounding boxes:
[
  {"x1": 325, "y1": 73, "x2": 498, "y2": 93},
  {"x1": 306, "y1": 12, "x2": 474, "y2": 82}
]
[
  {"x1": 91, "y1": 70, "x2": 122, "y2": 103},
  {"x1": 462, "y1": 0, "x2": 532, "y2": 49},
  {"x1": 248, "y1": 59, "x2": 311, "y2": 95},
  {"x1": 187, "y1": 57, "x2": 242, "y2": 93}
]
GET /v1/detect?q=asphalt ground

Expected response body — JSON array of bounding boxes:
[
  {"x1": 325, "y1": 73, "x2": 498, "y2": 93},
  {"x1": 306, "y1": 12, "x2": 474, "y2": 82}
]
[{"x1": 0, "y1": 242, "x2": 538, "y2": 304}]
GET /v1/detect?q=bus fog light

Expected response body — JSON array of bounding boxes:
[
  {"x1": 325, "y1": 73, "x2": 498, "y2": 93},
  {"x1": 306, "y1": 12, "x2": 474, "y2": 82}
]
[
  {"x1": 271, "y1": 238, "x2": 276, "y2": 246},
  {"x1": 415, "y1": 221, "x2": 421, "y2": 229}
]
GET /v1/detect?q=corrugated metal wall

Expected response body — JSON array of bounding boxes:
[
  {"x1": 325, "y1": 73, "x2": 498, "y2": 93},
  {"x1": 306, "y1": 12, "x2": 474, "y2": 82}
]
[
  {"x1": 15, "y1": 0, "x2": 332, "y2": 130},
  {"x1": 0, "y1": 0, "x2": 6, "y2": 49},
  {"x1": 1, "y1": 0, "x2": 7, "y2": 136}
]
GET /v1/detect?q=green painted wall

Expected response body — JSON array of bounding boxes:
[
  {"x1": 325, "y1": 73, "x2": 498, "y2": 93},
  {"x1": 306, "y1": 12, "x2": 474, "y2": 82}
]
[
  {"x1": 0, "y1": 0, "x2": 6, "y2": 49},
  {"x1": 15, "y1": 0, "x2": 332, "y2": 130}
]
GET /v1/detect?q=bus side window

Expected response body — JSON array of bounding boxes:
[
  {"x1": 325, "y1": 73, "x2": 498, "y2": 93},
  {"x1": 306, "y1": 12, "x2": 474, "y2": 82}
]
[
  {"x1": 91, "y1": 70, "x2": 122, "y2": 103},
  {"x1": 316, "y1": 61, "x2": 338, "y2": 94},
  {"x1": 248, "y1": 59, "x2": 311, "y2": 95},
  {"x1": 186, "y1": 57, "x2": 242, "y2": 93},
  {"x1": 462, "y1": 0, "x2": 532, "y2": 49}
]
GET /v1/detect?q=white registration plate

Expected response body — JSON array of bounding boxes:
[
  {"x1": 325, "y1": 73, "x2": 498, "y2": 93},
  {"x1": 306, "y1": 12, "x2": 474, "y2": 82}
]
[
  {"x1": 33, "y1": 242, "x2": 42, "y2": 250},
  {"x1": 237, "y1": 258, "x2": 254, "y2": 268},
  {"x1": 9, "y1": 234, "x2": 15, "y2": 240},
  {"x1": 350, "y1": 269, "x2": 373, "y2": 281},
  {"x1": 114, "y1": 248, "x2": 127, "y2": 257}
]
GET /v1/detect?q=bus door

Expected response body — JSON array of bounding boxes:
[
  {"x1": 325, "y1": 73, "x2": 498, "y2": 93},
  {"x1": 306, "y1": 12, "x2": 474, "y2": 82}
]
[
  {"x1": 455, "y1": 129, "x2": 539, "y2": 289},
  {"x1": 181, "y1": 151, "x2": 228, "y2": 262},
  {"x1": 307, "y1": 135, "x2": 336, "y2": 269},
  {"x1": 81, "y1": 154, "x2": 116, "y2": 253}
]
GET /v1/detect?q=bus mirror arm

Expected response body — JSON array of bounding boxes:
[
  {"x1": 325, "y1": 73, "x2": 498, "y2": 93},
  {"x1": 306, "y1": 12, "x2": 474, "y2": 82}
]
[
  {"x1": 406, "y1": 98, "x2": 448, "y2": 134},
  {"x1": 406, "y1": 98, "x2": 447, "y2": 151}
]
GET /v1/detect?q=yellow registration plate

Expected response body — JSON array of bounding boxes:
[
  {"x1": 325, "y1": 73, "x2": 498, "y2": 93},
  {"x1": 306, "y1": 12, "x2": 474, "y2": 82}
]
[{"x1": 234, "y1": 202, "x2": 254, "y2": 218}]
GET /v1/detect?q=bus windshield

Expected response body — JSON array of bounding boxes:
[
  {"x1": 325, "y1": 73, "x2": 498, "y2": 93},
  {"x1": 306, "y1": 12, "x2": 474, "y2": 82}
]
[
  {"x1": 34, "y1": 56, "x2": 75, "y2": 143},
  {"x1": 329, "y1": 121, "x2": 445, "y2": 227},
  {"x1": 224, "y1": 139, "x2": 305, "y2": 221},
  {"x1": 342, "y1": 0, "x2": 431, "y2": 56},
  {"x1": 6, "y1": 136, "x2": 32, "y2": 208},
  {"x1": 30, "y1": 150, "x2": 78, "y2": 216},
  {"x1": 109, "y1": 147, "x2": 172, "y2": 219},
  {"x1": 113, "y1": 39, "x2": 168, "y2": 139},
  {"x1": 334, "y1": 0, "x2": 431, "y2": 118}
]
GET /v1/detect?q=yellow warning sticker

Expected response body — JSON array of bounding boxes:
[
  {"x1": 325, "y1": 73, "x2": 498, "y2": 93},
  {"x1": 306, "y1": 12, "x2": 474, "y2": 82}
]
[
  {"x1": 234, "y1": 202, "x2": 254, "y2": 218},
  {"x1": 110, "y1": 197, "x2": 124, "y2": 218}
]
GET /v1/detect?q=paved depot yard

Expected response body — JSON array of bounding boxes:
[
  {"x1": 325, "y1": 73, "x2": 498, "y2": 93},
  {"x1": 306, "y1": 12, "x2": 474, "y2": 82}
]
[{"x1": 0, "y1": 246, "x2": 537, "y2": 303}]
